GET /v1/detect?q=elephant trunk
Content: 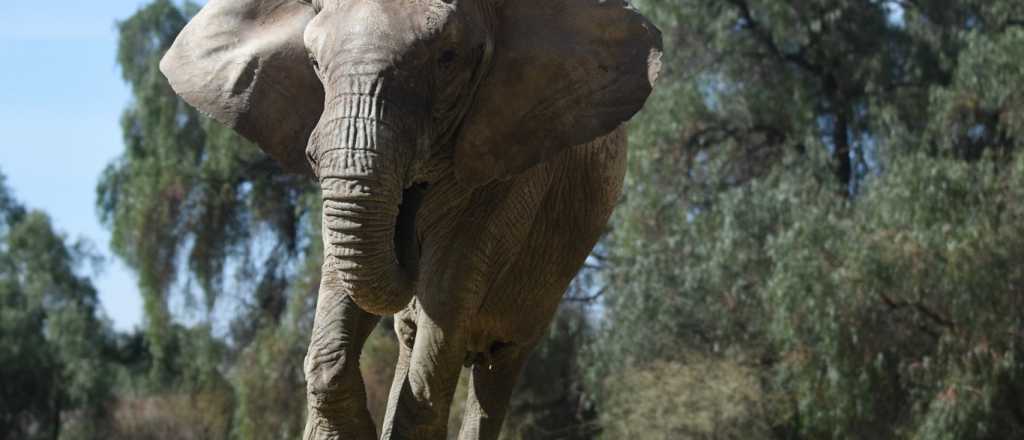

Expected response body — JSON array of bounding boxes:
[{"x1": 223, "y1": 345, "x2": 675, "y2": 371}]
[{"x1": 313, "y1": 78, "x2": 420, "y2": 315}]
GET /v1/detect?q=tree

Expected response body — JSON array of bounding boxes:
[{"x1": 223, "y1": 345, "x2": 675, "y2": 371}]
[
  {"x1": 0, "y1": 171, "x2": 115, "y2": 439},
  {"x1": 590, "y1": 0, "x2": 1024, "y2": 437},
  {"x1": 101, "y1": 0, "x2": 325, "y2": 436},
  {"x1": 100, "y1": 0, "x2": 320, "y2": 387},
  {"x1": 765, "y1": 153, "x2": 1024, "y2": 438}
]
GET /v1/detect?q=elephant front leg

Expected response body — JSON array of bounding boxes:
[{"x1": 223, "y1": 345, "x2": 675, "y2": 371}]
[
  {"x1": 457, "y1": 345, "x2": 530, "y2": 440},
  {"x1": 380, "y1": 303, "x2": 467, "y2": 440},
  {"x1": 303, "y1": 273, "x2": 381, "y2": 440}
]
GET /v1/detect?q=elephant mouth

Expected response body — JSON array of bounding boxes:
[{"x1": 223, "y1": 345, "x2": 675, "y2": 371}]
[{"x1": 393, "y1": 184, "x2": 426, "y2": 275}]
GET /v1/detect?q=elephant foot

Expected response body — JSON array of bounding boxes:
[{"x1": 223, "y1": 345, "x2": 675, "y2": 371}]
[{"x1": 303, "y1": 411, "x2": 377, "y2": 440}]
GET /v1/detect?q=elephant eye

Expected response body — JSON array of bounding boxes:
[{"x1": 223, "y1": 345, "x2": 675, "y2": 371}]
[
  {"x1": 299, "y1": 0, "x2": 322, "y2": 12},
  {"x1": 307, "y1": 51, "x2": 320, "y2": 73},
  {"x1": 438, "y1": 49, "x2": 457, "y2": 67}
]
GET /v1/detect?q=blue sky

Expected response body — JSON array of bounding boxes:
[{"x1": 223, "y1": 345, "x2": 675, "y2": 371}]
[{"x1": 0, "y1": 0, "x2": 167, "y2": 330}]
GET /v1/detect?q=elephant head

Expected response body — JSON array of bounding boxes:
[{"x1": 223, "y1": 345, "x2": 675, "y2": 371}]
[{"x1": 160, "y1": 0, "x2": 662, "y2": 315}]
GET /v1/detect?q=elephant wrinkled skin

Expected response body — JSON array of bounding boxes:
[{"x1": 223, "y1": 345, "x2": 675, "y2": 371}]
[{"x1": 160, "y1": 0, "x2": 661, "y2": 438}]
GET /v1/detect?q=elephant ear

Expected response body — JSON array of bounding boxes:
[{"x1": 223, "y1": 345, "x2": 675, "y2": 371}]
[
  {"x1": 453, "y1": 0, "x2": 662, "y2": 186},
  {"x1": 160, "y1": 0, "x2": 323, "y2": 176}
]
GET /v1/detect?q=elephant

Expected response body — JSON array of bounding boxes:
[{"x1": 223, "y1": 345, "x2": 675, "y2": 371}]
[{"x1": 159, "y1": 0, "x2": 661, "y2": 438}]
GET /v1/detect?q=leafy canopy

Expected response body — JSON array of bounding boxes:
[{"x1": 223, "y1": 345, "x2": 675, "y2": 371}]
[
  {"x1": 0, "y1": 171, "x2": 115, "y2": 439},
  {"x1": 590, "y1": 0, "x2": 1024, "y2": 438}
]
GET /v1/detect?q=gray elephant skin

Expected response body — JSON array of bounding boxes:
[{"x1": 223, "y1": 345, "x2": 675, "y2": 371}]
[{"x1": 160, "y1": 0, "x2": 661, "y2": 438}]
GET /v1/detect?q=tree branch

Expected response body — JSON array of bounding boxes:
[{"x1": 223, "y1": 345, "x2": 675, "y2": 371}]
[
  {"x1": 726, "y1": 0, "x2": 826, "y2": 77},
  {"x1": 564, "y1": 286, "x2": 606, "y2": 303},
  {"x1": 879, "y1": 292, "x2": 956, "y2": 338}
]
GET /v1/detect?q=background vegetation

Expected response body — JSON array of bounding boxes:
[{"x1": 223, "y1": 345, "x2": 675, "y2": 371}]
[{"x1": 2, "y1": 0, "x2": 1023, "y2": 438}]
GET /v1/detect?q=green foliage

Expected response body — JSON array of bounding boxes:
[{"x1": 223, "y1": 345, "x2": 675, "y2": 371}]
[
  {"x1": 766, "y1": 153, "x2": 1024, "y2": 438},
  {"x1": 96, "y1": 0, "x2": 325, "y2": 436},
  {"x1": 230, "y1": 326, "x2": 307, "y2": 440},
  {"x1": 592, "y1": 0, "x2": 1024, "y2": 438},
  {"x1": 99, "y1": 0, "x2": 319, "y2": 387},
  {"x1": 0, "y1": 172, "x2": 115, "y2": 439},
  {"x1": 231, "y1": 243, "x2": 323, "y2": 440},
  {"x1": 109, "y1": 390, "x2": 235, "y2": 439},
  {"x1": 600, "y1": 357, "x2": 773, "y2": 439}
]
